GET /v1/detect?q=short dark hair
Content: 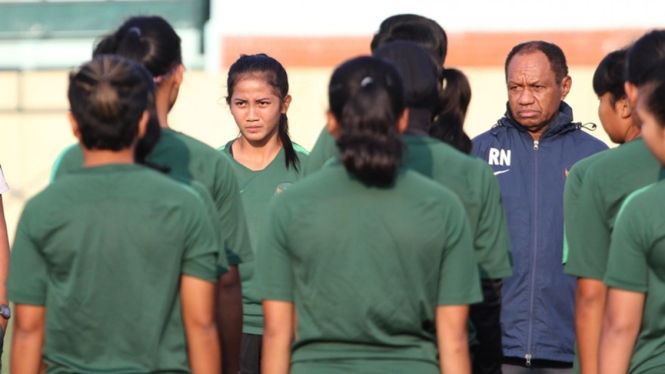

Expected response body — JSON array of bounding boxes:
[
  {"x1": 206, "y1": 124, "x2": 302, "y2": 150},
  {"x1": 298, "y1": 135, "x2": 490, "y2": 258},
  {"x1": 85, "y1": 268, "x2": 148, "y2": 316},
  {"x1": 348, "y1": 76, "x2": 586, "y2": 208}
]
[
  {"x1": 68, "y1": 55, "x2": 154, "y2": 150},
  {"x1": 505, "y1": 41, "x2": 569, "y2": 84},
  {"x1": 593, "y1": 49, "x2": 628, "y2": 104},
  {"x1": 626, "y1": 29, "x2": 665, "y2": 86},
  {"x1": 639, "y1": 60, "x2": 665, "y2": 128},
  {"x1": 371, "y1": 14, "x2": 447, "y2": 63}
]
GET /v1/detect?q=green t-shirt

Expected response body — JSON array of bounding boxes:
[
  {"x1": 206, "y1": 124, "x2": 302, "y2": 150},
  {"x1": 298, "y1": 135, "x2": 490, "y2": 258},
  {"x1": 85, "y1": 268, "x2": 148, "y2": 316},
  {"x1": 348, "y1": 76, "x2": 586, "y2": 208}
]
[
  {"x1": 604, "y1": 181, "x2": 665, "y2": 374},
  {"x1": 304, "y1": 127, "x2": 512, "y2": 279},
  {"x1": 51, "y1": 128, "x2": 254, "y2": 266},
  {"x1": 219, "y1": 139, "x2": 309, "y2": 335},
  {"x1": 561, "y1": 150, "x2": 608, "y2": 264},
  {"x1": 564, "y1": 138, "x2": 660, "y2": 280},
  {"x1": 7, "y1": 164, "x2": 220, "y2": 374},
  {"x1": 402, "y1": 134, "x2": 512, "y2": 279},
  {"x1": 256, "y1": 161, "x2": 482, "y2": 368}
]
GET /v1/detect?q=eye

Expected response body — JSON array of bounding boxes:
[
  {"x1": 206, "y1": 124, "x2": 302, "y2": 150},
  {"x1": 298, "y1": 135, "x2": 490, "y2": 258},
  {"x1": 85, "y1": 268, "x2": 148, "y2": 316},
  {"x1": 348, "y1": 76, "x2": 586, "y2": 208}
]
[
  {"x1": 234, "y1": 101, "x2": 246, "y2": 107},
  {"x1": 258, "y1": 101, "x2": 270, "y2": 106}
]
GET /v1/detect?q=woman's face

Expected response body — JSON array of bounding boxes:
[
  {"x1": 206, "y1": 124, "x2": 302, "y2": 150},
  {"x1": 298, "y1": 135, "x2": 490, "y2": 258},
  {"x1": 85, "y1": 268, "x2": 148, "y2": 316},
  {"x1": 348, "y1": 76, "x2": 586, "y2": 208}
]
[
  {"x1": 638, "y1": 88, "x2": 665, "y2": 166},
  {"x1": 229, "y1": 77, "x2": 289, "y2": 144}
]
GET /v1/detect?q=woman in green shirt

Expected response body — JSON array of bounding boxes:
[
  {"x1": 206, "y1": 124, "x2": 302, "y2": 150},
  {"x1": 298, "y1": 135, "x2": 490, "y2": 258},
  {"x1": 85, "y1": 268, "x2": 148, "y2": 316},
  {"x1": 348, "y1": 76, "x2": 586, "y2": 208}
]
[
  {"x1": 598, "y1": 32, "x2": 665, "y2": 374},
  {"x1": 9, "y1": 55, "x2": 221, "y2": 374},
  {"x1": 219, "y1": 53, "x2": 308, "y2": 374},
  {"x1": 258, "y1": 56, "x2": 482, "y2": 374}
]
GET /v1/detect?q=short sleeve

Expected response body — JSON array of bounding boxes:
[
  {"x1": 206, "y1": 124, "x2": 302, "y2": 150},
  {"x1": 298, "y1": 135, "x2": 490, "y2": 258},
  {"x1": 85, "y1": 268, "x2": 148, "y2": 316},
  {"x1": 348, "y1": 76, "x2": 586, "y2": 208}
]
[
  {"x1": 187, "y1": 181, "x2": 229, "y2": 277},
  {"x1": 7, "y1": 207, "x2": 47, "y2": 305},
  {"x1": 603, "y1": 193, "x2": 650, "y2": 292},
  {"x1": 562, "y1": 164, "x2": 586, "y2": 264},
  {"x1": 181, "y1": 194, "x2": 221, "y2": 283},
  {"x1": 438, "y1": 197, "x2": 483, "y2": 306},
  {"x1": 303, "y1": 126, "x2": 337, "y2": 176},
  {"x1": 213, "y1": 155, "x2": 254, "y2": 265},
  {"x1": 564, "y1": 172, "x2": 611, "y2": 280},
  {"x1": 255, "y1": 196, "x2": 294, "y2": 302},
  {"x1": 474, "y1": 162, "x2": 512, "y2": 279},
  {"x1": 0, "y1": 165, "x2": 8, "y2": 194}
]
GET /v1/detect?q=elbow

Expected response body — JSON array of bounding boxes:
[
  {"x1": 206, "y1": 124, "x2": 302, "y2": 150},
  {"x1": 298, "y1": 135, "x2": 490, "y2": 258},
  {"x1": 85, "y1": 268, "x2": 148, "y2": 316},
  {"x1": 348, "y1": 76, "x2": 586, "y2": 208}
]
[
  {"x1": 602, "y1": 313, "x2": 639, "y2": 339},
  {"x1": 576, "y1": 279, "x2": 606, "y2": 309},
  {"x1": 217, "y1": 265, "x2": 241, "y2": 291}
]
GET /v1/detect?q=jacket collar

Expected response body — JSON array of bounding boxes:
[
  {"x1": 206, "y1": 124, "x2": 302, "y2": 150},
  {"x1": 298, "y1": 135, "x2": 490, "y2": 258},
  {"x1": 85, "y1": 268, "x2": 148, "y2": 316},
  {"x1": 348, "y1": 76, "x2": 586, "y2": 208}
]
[{"x1": 494, "y1": 101, "x2": 579, "y2": 139}]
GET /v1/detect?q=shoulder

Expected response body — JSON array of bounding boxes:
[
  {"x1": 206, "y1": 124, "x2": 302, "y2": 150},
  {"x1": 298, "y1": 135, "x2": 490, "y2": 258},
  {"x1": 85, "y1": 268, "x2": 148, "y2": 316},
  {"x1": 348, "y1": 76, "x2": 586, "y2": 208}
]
[
  {"x1": 292, "y1": 142, "x2": 310, "y2": 157},
  {"x1": 569, "y1": 150, "x2": 608, "y2": 177},
  {"x1": 567, "y1": 127, "x2": 608, "y2": 150},
  {"x1": 217, "y1": 139, "x2": 235, "y2": 153},
  {"x1": 585, "y1": 140, "x2": 651, "y2": 182},
  {"x1": 166, "y1": 130, "x2": 230, "y2": 160},
  {"x1": 616, "y1": 182, "x2": 662, "y2": 223}
]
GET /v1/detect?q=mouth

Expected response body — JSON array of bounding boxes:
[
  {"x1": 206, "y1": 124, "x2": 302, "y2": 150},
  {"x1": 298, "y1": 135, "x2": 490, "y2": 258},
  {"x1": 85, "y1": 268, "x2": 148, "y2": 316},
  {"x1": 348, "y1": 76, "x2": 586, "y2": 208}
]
[
  {"x1": 245, "y1": 126, "x2": 262, "y2": 133},
  {"x1": 517, "y1": 110, "x2": 539, "y2": 118}
]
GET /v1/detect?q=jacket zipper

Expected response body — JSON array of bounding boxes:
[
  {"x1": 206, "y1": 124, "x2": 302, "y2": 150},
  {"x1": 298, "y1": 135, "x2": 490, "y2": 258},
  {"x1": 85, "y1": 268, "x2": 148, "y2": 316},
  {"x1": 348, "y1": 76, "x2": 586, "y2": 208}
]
[{"x1": 526, "y1": 138, "x2": 540, "y2": 366}]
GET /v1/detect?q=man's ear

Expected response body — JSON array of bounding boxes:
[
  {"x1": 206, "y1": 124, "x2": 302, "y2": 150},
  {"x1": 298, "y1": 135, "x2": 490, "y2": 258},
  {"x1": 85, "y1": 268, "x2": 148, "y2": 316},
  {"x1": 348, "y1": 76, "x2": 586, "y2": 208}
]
[
  {"x1": 625, "y1": 81, "x2": 639, "y2": 109},
  {"x1": 615, "y1": 96, "x2": 632, "y2": 119},
  {"x1": 560, "y1": 76, "x2": 572, "y2": 100},
  {"x1": 68, "y1": 111, "x2": 82, "y2": 142},
  {"x1": 326, "y1": 112, "x2": 341, "y2": 139},
  {"x1": 397, "y1": 108, "x2": 409, "y2": 134},
  {"x1": 136, "y1": 110, "x2": 149, "y2": 139}
]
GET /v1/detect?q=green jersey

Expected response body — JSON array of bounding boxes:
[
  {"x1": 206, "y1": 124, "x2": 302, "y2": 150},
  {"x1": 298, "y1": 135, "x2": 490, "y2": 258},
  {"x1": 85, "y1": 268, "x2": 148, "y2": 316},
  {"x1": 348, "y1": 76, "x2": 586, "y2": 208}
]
[
  {"x1": 561, "y1": 150, "x2": 608, "y2": 264},
  {"x1": 256, "y1": 161, "x2": 482, "y2": 370},
  {"x1": 52, "y1": 128, "x2": 253, "y2": 265},
  {"x1": 604, "y1": 181, "x2": 665, "y2": 374},
  {"x1": 219, "y1": 139, "x2": 309, "y2": 335},
  {"x1": 564, "y1": 138, "x2": 660, "y2": 280},
  {"x1": 304, "y1": 128, "x2": 512, "y2": 279},
  {"x1": 7, "y1": 164, "x2": 220, "y2": 374}
]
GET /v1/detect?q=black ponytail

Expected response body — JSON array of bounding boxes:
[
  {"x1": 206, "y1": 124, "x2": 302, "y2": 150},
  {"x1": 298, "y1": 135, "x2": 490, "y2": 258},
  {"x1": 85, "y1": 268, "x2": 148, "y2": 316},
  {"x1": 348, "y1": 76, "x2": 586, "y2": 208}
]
[
  {"x1": 226, "y1": 54, "x2": 300, "y2": 171},
  {"x1": 329, "y1": 56, "x2": 405, "y2": 186},
  {"x1": 429, "y1": 67, "x2": 473, "y2": 154},
  {"x1": 68, "y1": 55, "x2": 154, "y2": 151}
]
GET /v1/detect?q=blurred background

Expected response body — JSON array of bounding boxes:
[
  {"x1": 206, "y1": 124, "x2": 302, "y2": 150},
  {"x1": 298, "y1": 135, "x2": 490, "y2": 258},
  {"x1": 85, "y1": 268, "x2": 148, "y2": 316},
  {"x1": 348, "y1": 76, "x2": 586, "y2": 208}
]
[{"x1": 0, "y1": 0, "x2": 662, "y2": 370}]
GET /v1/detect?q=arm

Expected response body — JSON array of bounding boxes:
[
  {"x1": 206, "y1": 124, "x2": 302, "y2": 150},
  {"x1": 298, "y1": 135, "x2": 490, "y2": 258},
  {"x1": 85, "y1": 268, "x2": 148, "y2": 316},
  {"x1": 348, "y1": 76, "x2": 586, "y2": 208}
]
[
  {"x1": 575, "y1": 278, "x2": 607, "y2": 374},
  {"x1": 598, "y1": 288, "x2": 644, "y2": 374},
  {"x1": 0, "y1": 196, "x2": 9, "y2": 331},
  {"x1": 216, "y1": 265, "x2": 242, "y2": 374},
  {"x1": 262, "y1": 300, "x2": 294, "y2": 374},
  {"x1": 437, "y1": 305, "x2": 471, "y2": 374},
  {"x1": 11, "y1": 304, "x2": 45, "y2": 374},
  {"x1": 181, "y1": 275, "x2": 221, "y2": 374}
]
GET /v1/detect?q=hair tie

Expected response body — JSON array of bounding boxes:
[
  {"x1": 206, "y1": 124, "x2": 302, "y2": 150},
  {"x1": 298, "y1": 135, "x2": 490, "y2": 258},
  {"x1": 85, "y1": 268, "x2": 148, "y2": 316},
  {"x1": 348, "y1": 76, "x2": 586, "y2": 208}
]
[
  {"x1": 128, "y1": 27, "x2": 142, "y2": 38},
  {"x1": 360, "y1": 76, "x2": 374, "y2": 87}
]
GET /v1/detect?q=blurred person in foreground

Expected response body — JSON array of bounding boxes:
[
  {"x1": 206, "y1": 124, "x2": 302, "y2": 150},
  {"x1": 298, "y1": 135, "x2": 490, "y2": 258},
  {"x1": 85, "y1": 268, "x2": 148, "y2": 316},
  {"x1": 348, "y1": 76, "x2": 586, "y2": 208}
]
[{"x1": 9, "y1": 55, "x2": 221, "y2": 374}]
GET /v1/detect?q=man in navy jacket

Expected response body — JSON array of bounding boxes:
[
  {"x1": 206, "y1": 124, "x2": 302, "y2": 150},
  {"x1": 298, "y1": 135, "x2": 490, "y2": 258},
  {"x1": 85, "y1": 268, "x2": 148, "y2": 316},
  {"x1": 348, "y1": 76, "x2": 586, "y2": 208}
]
[{"x1": 473, "y1": 41, "x2": 607, "y2": 374}]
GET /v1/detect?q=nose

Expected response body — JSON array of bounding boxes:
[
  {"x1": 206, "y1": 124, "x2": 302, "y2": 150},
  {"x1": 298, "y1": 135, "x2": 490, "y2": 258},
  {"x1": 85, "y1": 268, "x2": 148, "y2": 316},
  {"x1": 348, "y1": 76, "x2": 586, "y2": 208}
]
[
  {"x1": 247, "y1": 104, "x2": 259, "y2": 121},
  {"x1": 518, "y1": 87, "x2": 535, "y2": 105}
]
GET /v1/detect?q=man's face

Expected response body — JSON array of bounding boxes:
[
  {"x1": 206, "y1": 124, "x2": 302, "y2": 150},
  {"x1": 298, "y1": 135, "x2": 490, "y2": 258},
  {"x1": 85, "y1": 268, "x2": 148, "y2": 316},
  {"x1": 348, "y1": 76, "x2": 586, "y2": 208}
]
[{"x1": 506, "y1": 51, "x2": 571, "y2": 133}]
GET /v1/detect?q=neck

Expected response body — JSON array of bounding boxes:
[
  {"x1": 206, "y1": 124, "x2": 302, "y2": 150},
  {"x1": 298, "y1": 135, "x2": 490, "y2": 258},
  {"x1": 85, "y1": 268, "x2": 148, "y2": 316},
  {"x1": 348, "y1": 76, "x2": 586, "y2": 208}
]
[
  {"x1": 81, "y1": 147, "x2": 135, "y2": 167},
  {"x1": 623, "y1": 125, "x2": 641, "y2": 143},
  {"x1": 405, "y1": 108, "x2": 433, "y2": 136},
  {"x1": 232, "y1": 132, "x2": 282, "y2": 171}
]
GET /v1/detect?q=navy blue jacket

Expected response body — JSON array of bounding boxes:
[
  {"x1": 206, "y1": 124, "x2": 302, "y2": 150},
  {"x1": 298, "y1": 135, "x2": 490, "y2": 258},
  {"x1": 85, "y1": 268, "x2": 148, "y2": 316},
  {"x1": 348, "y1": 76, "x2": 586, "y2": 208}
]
[{"x1": 472, "y1": 102, "x2": 607, "y2": 364}]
